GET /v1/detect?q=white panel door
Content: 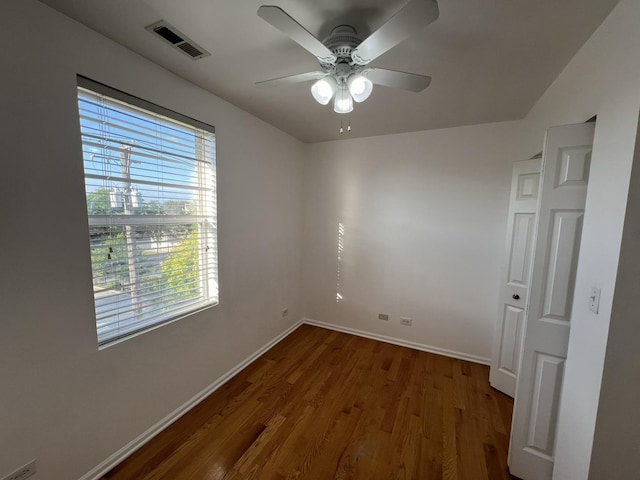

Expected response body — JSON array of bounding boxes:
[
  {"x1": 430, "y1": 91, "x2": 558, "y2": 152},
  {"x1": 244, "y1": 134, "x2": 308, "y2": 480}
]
[
  {"x1": 490, "y1": 158, "x2": 541, "y2": 397},
  {"x1": 508, "y1": 123, "x2": 595, "y2": 479}
]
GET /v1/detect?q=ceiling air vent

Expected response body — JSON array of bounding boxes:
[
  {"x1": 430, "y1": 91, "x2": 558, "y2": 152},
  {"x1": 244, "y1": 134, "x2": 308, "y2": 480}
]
[{"x1": 146, "y1": 20, "x2": 210, "y2": 60}]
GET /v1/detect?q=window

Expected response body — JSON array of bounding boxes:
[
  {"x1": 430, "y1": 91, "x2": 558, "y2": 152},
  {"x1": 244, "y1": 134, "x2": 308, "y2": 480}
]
[{"x1": 77, "y1": 77, "x2": 218, "y2": 345}]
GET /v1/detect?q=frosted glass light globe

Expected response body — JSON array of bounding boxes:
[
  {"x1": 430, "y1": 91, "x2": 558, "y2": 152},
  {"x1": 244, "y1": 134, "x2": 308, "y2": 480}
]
[
  {"x1": 333, "y1": 88, "x2": 353, "y2": 114},
  {"x1": 347, "y1": 74, "x2": 373, "y2": 103},
  {"x1": 311, "y1": 77, "x2": 337, "y2": 105}
]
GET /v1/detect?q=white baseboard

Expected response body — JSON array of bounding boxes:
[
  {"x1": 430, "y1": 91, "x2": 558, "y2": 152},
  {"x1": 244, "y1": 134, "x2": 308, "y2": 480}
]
[
  {"x1": 302, "y1": 318, "x2": 491, "y2": 365},
  {"x1": 79, "y1": 320, "x2": 303, "y2": 480}
]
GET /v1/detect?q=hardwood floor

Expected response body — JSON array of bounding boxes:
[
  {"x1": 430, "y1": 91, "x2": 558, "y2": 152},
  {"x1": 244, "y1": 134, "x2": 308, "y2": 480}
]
[{"x1": 102, "y1": 325, "x2": 518, "y2": 480}]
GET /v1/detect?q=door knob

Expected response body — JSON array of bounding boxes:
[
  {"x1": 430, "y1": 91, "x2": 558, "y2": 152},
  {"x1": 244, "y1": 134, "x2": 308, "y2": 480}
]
[{"x1": 512, "y1": 294, "x2": 520, "y2": 300}]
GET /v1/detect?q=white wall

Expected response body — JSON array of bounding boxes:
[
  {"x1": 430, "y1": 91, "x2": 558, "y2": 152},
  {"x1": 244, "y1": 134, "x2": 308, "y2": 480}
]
[
  {"x1": 302, "y1": 122, "x2": 527, "y2": 361},
  {"x1": 588, "y1": 114, "x2": 640, "y2": 479},
  {"x1": 514, "y1": 0, "x2": 640, "y2": 478},
  {"x1": 0, "y1": 1, "x2": 304, "y2": 479}
]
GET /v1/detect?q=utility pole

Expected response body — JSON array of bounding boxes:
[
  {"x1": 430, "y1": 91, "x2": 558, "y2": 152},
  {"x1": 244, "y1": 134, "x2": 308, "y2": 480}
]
[{"x1": 120, "y1": 144, "x2": 142, "y2": 315}]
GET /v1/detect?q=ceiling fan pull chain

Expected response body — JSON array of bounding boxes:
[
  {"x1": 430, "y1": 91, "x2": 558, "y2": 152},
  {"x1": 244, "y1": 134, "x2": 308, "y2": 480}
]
[
  {"x1": 347, "y1": 117, "x2": 352, "y2": 132},
  {"x1": 340, "y1": 118, "x2": 344, "y2": 134}
]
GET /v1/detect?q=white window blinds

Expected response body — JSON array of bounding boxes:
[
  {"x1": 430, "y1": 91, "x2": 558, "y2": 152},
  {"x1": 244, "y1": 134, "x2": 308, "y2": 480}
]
[{"x1": 77, "y1": 77, "x2": 218, "y2": 345}]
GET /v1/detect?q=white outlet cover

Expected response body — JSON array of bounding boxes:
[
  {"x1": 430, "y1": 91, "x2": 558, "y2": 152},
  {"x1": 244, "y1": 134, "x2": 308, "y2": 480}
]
[
  {"x1": 400, "y1": 317, "x2": 412, "y2": 326},
  {"x1": 2, "y1": 460, "x2": 36, "y2": 480}
]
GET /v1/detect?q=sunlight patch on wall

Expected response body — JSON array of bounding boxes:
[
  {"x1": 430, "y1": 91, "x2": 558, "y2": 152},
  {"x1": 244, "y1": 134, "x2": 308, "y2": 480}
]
[{"x1": 337, "y1": 222, "x2": 345, "y2": 303}]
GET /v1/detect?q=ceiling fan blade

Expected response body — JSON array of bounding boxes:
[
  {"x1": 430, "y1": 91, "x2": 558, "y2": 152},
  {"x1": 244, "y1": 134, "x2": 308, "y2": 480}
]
[
  {"x1": 363, "y1": 68, "x2": 432, "y2": 92},
  {"x1": 256, "y1": 71, "x2": 327, "y2": 86},
  {"x1": 352, "y1": 0, "x2": 439, "y2": 65},
  {"x1": 258, "y1": 6, "x2": 337, "y2": 64}
]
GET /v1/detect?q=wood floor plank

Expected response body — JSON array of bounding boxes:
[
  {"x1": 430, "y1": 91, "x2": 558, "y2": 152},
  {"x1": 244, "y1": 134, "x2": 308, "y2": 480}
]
[{"x1": 102, "y1": 325, "x2": 518, "y2": 480}]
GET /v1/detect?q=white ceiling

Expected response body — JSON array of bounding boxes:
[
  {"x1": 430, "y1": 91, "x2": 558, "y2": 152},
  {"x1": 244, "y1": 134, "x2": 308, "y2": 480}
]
[{"x1": 39, "y1": 0, "x2": 619, "y2": 143}]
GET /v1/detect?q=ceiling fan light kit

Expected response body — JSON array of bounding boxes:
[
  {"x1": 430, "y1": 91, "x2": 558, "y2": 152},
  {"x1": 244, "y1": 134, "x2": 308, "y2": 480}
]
[
  {"x1": 312, "y1": 71, "x2": 371, "y2": 112},
  {"x1": 257, "y1": 0, "x2": 439, "y2": 115}
]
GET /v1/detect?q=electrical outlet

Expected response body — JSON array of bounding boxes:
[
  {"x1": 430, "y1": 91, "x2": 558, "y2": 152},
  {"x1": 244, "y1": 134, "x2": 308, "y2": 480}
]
[
  {"x1": 378, "y1": 313, "x2": 389, "y2": 321},
  {"x1": 2, "y1": 460, "x2": 36, "y2": 480},
  {"x1": 281, "y1": 308, "x2": 289, "y2": 317},
  {"x1": 400, "y1": 317, "x2": 412, "y2": 326}
]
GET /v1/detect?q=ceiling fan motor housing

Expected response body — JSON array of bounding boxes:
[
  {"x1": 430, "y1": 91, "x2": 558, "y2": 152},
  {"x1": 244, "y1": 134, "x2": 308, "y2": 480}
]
[{"x1": 321, "y1": 25, "x2": 362, "y2": 68}]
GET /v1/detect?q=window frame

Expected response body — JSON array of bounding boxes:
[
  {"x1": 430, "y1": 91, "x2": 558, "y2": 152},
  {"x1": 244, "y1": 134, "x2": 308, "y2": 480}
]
[{"x1": 77, "y1": 76, "x2": 219, "y2": 347}]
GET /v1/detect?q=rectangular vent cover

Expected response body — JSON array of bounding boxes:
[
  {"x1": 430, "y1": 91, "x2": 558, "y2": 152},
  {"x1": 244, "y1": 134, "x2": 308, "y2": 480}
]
[{"x1": 146, "y1": 20, "x2": 210, "y2": 60}]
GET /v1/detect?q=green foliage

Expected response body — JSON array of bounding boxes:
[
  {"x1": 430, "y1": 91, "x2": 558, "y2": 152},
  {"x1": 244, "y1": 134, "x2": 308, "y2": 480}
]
[
  {"x1": 86, "y1": 188, "x2": 178, "y2": 216},
  {"x1": 139, "y1": 200, "x2": 165, "y2": 215},
  {"x1": 86, "y1": 188, "x2": 114, "y2": 215},
  {"x1": 90, "y1": 231, "x2": 129, "y2": 290},
  {"x1": 161, "y1": 229, "x2": 201, "y2": 300},
  {"x1": 163, "y1": 199, "x2": 196, "y2": 215}
]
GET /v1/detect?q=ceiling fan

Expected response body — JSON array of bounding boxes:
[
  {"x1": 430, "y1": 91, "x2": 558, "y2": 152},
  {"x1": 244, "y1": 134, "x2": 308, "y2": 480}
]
[{"x1": 256, "y1": 0, "x2": 439, "y2": 114}]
